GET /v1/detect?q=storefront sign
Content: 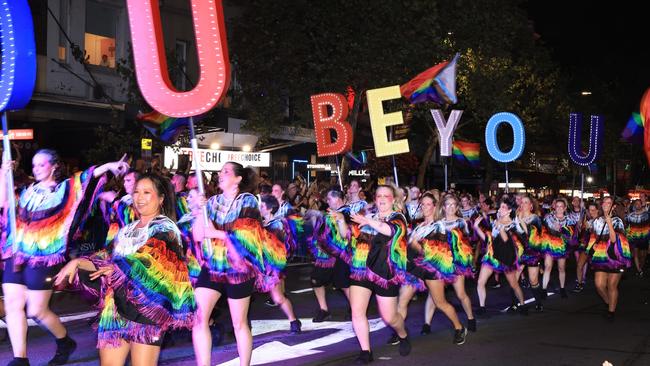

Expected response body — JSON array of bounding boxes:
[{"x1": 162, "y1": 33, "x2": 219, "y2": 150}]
[
  {"x1": 164, "y1": 147, "x2": 270, "y2": 171},
  {"x1": 0, "y1": 129, "x2": 32, "y2": 140}
]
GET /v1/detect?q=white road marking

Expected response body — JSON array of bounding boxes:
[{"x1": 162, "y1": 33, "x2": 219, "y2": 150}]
[
  {"x1": 500, "y1": 293, "x2": 554, "y2": 312},
  {"x1": 290, "y1": 288, "x2": 314, "y2": 294},
  {"x1": 219, "y1": 318, "x2": 387, "y2": 365},
  {"x1": 0, "y1": 311, "x2": 97, "y2": 328}
]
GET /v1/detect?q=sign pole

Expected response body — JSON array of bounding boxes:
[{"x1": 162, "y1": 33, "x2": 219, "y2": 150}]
[
  {"x1": 580, "y1": 167, "x2": 585, "y2": 202},
  {"x1": 505, "y1": 163, "x2": 510, "y2": 193},
  {"x1": 444, "y1": 160, "x2": 448, "y2": 191},
  {"x1": 1, "y1": 113, "x2": 18, "y2": 255},
  {"x1": 189, "y1": 116, "x2": 212, "y2": 259}
]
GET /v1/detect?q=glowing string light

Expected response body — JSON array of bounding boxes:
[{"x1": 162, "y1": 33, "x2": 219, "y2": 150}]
[
  {"x1": 567, "y1": 113, "x2": 603, "y2": 166},
  {"x1": 485, "y1": 112, "x2": 526, "y2": 163}
]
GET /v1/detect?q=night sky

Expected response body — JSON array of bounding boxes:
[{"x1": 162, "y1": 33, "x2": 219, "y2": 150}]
[{"x1": 526, "y1": 1, "x2": 649, "y2": 113}]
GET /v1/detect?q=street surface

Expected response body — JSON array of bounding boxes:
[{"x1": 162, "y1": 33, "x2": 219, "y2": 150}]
[{"x1": 2, "y1": 264, "x2": 649, "y2": 366}]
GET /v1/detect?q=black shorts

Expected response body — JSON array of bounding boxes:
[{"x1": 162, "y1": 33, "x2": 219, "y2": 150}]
[
  {"x1": 311, "y1": 259, "x2": 350, "y2": 289},
  {"x1": 2, "y1": 258, "x2": 63, "y2": 290},
  {"x1": 350, "y1": 279, "x2": 399, "y2": 297},
  {"x1": 195, "y1": 267, "x2": 255, "y2": 299}
]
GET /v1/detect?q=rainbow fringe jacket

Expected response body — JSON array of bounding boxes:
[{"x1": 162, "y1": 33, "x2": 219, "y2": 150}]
[
  {"x1": 202, "y1": 193, "x2": 286, "y2": 292},
  {"x1": 586, "y1": 216, "x2": 631, "y2": 271},
  {"x1": 349, "y1": 212, "x2": 409, "y2": 288},
  {"x1": 2, "y1": 167, "x2": 102, "y2": 268},
  {"x1": 78, "y1": 216, "x2": 195, "y2": 348}
]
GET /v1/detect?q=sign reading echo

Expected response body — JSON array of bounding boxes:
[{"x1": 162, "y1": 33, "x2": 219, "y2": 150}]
[{"x1": 164, "y1": 147, "x2": 270, "y2": 171}]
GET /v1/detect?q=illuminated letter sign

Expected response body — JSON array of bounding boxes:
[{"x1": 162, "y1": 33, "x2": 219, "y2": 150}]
[
  {"x1": 485, "y1": 112, "x2": 525, "y2": 163},
  {"x1": 0, "y1": 0, "x2": 36, "y2": 112},
  {"x1": 567, "y1": 113, "x2": 603, "y2": 166},
  {"x1": 125, "y1": 0, "x2": 230, "y2": 117},
  {"x1": 367, "y1": 85, "x2": 410, "y2": 157},
  {"x1": 431, "y1": 109, "x2": 463, "y2": 157},
  {"x1": 310, "y1": 93, "x2": 353, "y2": 157}
]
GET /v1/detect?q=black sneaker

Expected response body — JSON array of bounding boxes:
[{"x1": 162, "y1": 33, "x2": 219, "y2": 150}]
[
  {"x1": 541, "y1": 289, "x2": 548, "y2": 299},
  {"x1": 7, "y1": 358, "x2": 30, "y2": 366},
  {"x1": 518, "y1": 304, "x2": 529, "y2": 316},
  {"x1": 506, "y1": 303, "x2": 519, "y2": 313},
  {"x1": 535, "y1": 303, "x2": 544, "y2": 312},
  {"x1": 265, "y1": 298, "x2": 278, "y2": 307},
  {"x1": 290, "y1": 319, "x2": 302, "y2": 334},
  {"x1": 420, "y1": 323, "x2": 431, "y2": 335},
  {"x1": 476, "y1": 306, "x2": 488, "y2": 317},
  {"x1": 48, "y1": 336, "x2": 76, "y2": 366},
  {"x1": 453, "y1": 327, "x2": 467, "y2": 345},
  {"x1": 605, "y1": 311, "x2": 615, "y2": 321},
  {"x1": 572, "y1": 282, "x2": 584, "y2": 293},
  {"x1": 312, "y1": 309, "x2": 331, "y2": 323},
  {"x1": 467, "y1": 318, "x2": 477, "y2": 332},
  {"x1": 560, "y1": 288, "x2": 568, "y2": 299},
  {"x1": 398, "y1": 335, "x2": 412, "y2": 356},
  {"x1": 355, "y1": 350, "x2": 374, "y2": 364},
  {"x1": 387, "y1": 332, "x2": 400, "y2": 345}
]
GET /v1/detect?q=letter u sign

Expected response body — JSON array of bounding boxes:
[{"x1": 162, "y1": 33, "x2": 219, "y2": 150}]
[{"x1": 126, "y1": 0, "x2": 230, "y2": 117}]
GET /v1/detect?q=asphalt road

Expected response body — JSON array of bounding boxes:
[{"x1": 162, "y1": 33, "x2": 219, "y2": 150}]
[{"x1": 2, "y1": 264, "x2": 649, "y2": 366}]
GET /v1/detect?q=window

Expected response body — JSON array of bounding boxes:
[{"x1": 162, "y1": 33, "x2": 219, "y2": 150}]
[
  {"x1": 58, "y1": 0, "x2": 68, "y2": 61},
  {"x1": 174, "y1": 40, "x2": 188, "y2": 90},
  {"x1": 85, "y1": 1, "x2": 118, "y2": 68}
]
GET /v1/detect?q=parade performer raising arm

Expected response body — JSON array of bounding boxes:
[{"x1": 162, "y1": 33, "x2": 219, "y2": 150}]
[{"x1": 0, "y1": 150, "x2": 128, "y2": 366}]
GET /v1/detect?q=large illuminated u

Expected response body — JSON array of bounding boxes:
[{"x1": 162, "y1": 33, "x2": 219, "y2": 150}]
[
  {"x1": 126, "y1": 0, "x2": 231, "y2": 117},
  {"x1": 568, "y1": 113, "x2": 603, "y2": 166}
]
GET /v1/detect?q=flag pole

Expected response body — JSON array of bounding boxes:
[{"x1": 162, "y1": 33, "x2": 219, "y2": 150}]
[
  {"x1": 2, "y1": 113, "x2": 18, "y2": 255},
  {"x1": 580, "y1": 166, "x2": 585, "y2": 202},
  {"x1": 188, "y1": 116, "x2": 212, "y2": 258},
  {"x1": 388, "y1": 127, "x2": 399, "y2": 187}
]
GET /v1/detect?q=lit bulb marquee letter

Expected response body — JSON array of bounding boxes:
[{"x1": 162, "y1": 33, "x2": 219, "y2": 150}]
[
  {"x1": 0, "y1": 0, "x2": 36, "y2": 112},
  {"x1": 310, "y1": 93, "x2": 353, "y2": 157},
  {"x1": 567, "y1": 113, "x2": 603, "y2": 166},
  {"x1": 485, "y1": 112, "x2": 525, "y2": 163},
  {"x1": 125, "y1": 0, "x2": 230, "y2": 117},
  {"x1": 367, "y1": 85, "x2": 410, "y2": 157},
  {"x1": 431, "y1": 109, "x2": 463, "y2": 157}
]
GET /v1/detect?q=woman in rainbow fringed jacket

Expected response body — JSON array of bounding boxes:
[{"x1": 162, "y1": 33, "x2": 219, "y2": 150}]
[
  {"x1": 586, "y1": 196, "x2": 631, "y2": 320},
  {"x1": 190, "y1": 162, "x2": 285, "y2": 366},
  {"x1": 0, "y1": 149, "x2": 128, "y2": 366},
  {"x1": 347, "y1": 185, "x2": 411, "y2": 364},
  {"x1": 54, "y1": 173, "x2": 195, "y2": 366}
]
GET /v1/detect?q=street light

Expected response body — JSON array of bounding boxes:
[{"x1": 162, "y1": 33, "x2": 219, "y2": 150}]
[
  {"x1": 581, "y1": 91, "x2": 592, "y2": 96},
  {"x1": 586, "y1": 176, "x2": 593, "y2": 183}
]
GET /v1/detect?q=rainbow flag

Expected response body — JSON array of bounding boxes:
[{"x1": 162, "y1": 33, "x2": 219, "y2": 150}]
[
  {"x1": 621, "y1": 112, "x2": 644, "y2": 145},
  {"x1": 400, "y1": 53, "x2": 459, "y2": 105},
  {"x1": 641, "y1": 87, "x2": 650, "y2": 166},
  {"x1": 137, "y1": 111, "x2": 190, "y2": 144},
  {"x1": 452, "y1": 140, "x2": 479, "y2": 168}
]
